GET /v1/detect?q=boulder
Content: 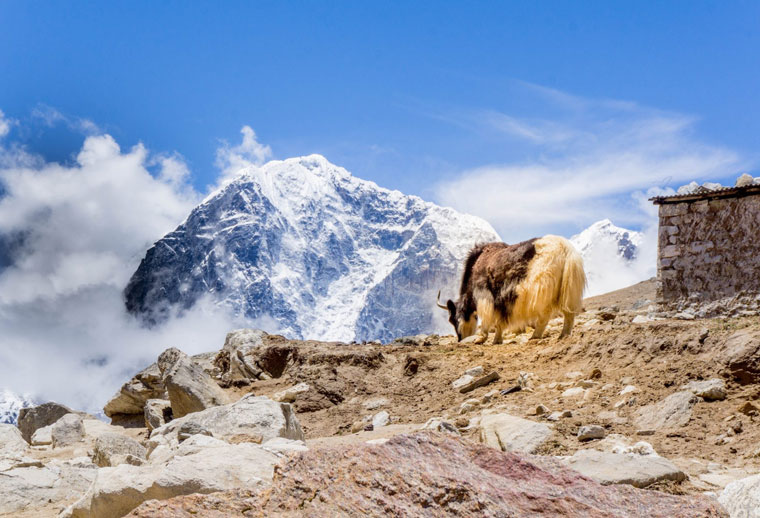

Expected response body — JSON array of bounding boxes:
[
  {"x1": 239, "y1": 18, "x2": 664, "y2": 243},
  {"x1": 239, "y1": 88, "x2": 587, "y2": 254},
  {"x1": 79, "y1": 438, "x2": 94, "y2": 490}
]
[
  {"x1": 722, "y1": 329, "x2": 760, "y2": 384},
  {"x1": 151, "y1": 394, "x2": 303, "y2": 444},
  {"x1": 684, "y1": 379, "x2": 727, "y2": 401},
  {"x1": 633, "y1": 391, "x2": 698, "y2": 431},
  {"x1": 52, "y1": 413, "x2": 85, "y2": 448},
  {"x1": 93, "y1": 433, "x2": 148, "y2": 467},
  {"x1": 31, "y1": 424, "x2": 53, "y2": 446},
  {"x1": 718, "y1": 473, "x2": 760, "y2": 518},
  {"x1": 144, "y1": 399, "x2": 172, "y2": 431},
  {"x1": 104, "y1": 363, "x2": 166, "y2": 421},
  {"x1": 372, "y1": 410, "x2": 390, "y2": 428},
  {"x1": 561, "y1": 449, "x2": 686, "y2": 488},
  {"x1": 218, "y1": 329, "x2": 268, "y2": 381},
  {"x1": 0, "y1": 423, "x2": 29, "y2": 456},
  {"x1": 125, "y1": 433, "x2": 725, "y2": 518},
  {"x1": 479, "y1": 413, "x2": 552, "y2": 454},
  {"x1": 157, "y1": 347, "x2": 229, "y2": 418},
  {"x1": 65, "y1": 441, "x2": 279, "y2": 518},
  {"x1": 16, "y1": 401, "x2": 73, "y2": 443},
  {"x1": 0, "y1": 460, "x2": 96, "y2": 516}
]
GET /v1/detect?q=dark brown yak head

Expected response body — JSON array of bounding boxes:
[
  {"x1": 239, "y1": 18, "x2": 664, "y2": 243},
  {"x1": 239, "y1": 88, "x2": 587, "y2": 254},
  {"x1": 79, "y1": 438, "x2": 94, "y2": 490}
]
[{"x1": 436, "y1": 290, "x2": 477, "y2": 341}]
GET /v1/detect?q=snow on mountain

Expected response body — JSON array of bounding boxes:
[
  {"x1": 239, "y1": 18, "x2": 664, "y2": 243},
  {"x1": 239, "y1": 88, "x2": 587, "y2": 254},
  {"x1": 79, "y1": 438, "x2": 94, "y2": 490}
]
[
  {"x1": 125, "y1": 155, "x2": 500, "y2": 343},
  {"x1": 0, "y1": 389, "x2": 34, "y2": 425},
  {"x1": 570, "y1": 219, "x2": 651, "y2": 297}
]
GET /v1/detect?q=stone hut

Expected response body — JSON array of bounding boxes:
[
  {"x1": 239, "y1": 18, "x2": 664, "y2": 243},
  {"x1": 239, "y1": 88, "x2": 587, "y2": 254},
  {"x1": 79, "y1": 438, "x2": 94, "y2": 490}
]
[{"x1": 651, "y1": 176, "x2": 760, "y2": 315}]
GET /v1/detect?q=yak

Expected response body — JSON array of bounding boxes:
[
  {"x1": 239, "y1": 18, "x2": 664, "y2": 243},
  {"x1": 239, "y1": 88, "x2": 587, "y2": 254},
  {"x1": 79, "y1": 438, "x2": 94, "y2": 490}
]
[{"x1": 438, "y1": 235, "x2": 586, "y2": 343}]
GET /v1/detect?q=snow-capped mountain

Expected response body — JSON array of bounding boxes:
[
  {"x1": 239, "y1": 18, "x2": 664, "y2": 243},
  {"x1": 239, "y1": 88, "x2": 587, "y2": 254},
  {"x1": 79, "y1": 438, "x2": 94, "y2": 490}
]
[
  {"x1": 570, "y1": 219, "x2": 649, "y2": 297},
  {"x1": 570, "y1": 219, "x2": 642, "y2": 262},
  {"x1": 0, "y1": 389, "x2": 34, "y2": 425},
  {"x1": 125, "y1": 155, "x2": 499, "y2": 342}
]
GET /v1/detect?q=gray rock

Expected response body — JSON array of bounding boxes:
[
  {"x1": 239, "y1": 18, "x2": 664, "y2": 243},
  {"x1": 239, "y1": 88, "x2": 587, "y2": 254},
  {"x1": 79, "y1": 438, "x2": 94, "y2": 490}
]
[
  {"x1": 0, "y1": 461, "x2": 96, "y2": 516},
  {"x1": 479, "y1": 414, "x2": 552, "y2": 454},
  {"x1": 722, "y1": 329, "x2": 760, "y2": 384},
  {"x1": 93, "y1": 433, "x2": 148, "y2": 467},
  {"x1": 157, "y1": 347, "x2": 230, "y2": 418},
  {"x1": 52, "y1": 413, "x2": 85, "y2": 448},
  {"x1": 422, "y1": 417, "x2": 460, "y2": 435},
  {"x1": 561, "y1": 449, "x2": 686, "y2": 488},
  {"x1": 16, "y1": 401, "x2": 73, "y2": 443},
  {"x1": 577, "y1": 425, "x2": 605, "y2": 441},
  {"x1": 372, "y1": 410, "x2": 390, "y2": 428},
  {"x1": 219, "y1": 329, "x2": 268, "y2": 381},
  {"x1": 104, "y1": 363, "x2": 166, "y2": 419},
  {"x1": 30, "y1": 424, "x2": 53, "y2": 446},
  {"x1": 683, "y1": 378, "x2": 727, "y2": 401},
  {"x1": 144, "y1": 399, "x2": 172, "y2": 431},
  {"x1": 151, "y1": 394, "x2": 303, "y2": 444},
  {"x1": 65, "y1": 441, "x2": 279, "y2": 518},
  {"x1": 633, "y1": 391, "x2": 698, "y2": 430},
  {"x1": 0, "y1": 424, "x2": 29, "y2": 457},
  {"x1": 718, "y1": 473, "x2": 760, "y2": 518}
]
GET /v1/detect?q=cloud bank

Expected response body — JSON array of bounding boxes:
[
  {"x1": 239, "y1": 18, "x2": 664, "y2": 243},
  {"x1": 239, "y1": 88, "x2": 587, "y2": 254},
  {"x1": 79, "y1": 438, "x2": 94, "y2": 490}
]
[{"x1": 0, "y1": 116, "x2": 259, "y2": 413}]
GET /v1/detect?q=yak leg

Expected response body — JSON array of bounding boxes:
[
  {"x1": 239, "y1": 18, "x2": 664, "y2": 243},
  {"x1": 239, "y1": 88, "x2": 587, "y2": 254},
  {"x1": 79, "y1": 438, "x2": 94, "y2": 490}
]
[
  {"x1": 472, "y1": 329, "x2": 488, "y2": 344},
  {"x1": 559, "y1": 311, "x2": 575, "y2": 338},
  {"x1": 530, "y1": 317, "x2": 549, "y2": 340},
  {"x1": 493, "y1": 324, "x2": 504, "y2": 344}
]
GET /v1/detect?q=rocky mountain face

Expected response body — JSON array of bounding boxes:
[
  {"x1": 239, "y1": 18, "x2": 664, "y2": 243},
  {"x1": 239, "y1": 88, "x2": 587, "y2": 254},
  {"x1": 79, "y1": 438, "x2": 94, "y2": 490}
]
[
  {"x1": 0, "y1": 389, "x2": 34, "y2": 425},
  {"x1": 570, "y1": 218, "x2": 642, "y2": 263},
  {"x1": 124, "y1": 155, "x2": 499, "y2": 343}
]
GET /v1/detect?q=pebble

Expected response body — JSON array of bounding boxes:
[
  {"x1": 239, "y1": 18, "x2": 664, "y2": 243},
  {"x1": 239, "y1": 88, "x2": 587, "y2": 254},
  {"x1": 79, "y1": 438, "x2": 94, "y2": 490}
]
[
  {"x1": 578, "y1": 425, "x2": 606, "y2": 441},
  {"x1": 372, "y1": 411, "x2": 390, "y2": 428},
  {"x1": 561, "y1": 387, "x2": 586, "y2": 399},
  {"x1": 565, "y1": 371, "x2": 584, "y2": 380},
  {"x1": 575, "y1": 379, "x2": 596, "y2": 389},
  {"x1": 534, "y1": 404, "x2": 549, "y2": 416},
  {"x1": 481, "y1": 390, "x2": 499, "y2": 404},
  {"x1": 619, "y1": 385, "x2": 638, "y2": 396},
  {"x1": 588, "y1": 368, "x2": 602, "y2": 379},
  {"x1": 459, "y1": 399, "x2": 481, "y2": 414}
]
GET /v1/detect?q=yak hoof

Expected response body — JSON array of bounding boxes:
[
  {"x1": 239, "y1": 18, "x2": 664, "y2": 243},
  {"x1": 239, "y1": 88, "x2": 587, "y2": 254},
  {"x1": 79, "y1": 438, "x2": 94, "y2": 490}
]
[{"x1": 473, "y1": 334, "x2": 487, "y2": 344}]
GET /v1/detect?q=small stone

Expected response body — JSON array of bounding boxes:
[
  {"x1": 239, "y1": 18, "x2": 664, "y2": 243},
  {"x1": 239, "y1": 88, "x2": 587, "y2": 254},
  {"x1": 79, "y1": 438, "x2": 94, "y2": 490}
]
[
  {"x1": 30, "y1": 425, "x2": 53, "y2": 446},
  {"x1": 454, "y1": 417, "x2": 470, "y2": 428},
  {"x1": 575, "y1": 379, "x2": 596, "y2": 389},
  {"x1": 273, "y1": 382, "x2": 310, "y2": 403},
  {"x1": 561, "y1": 387, "x2": 586, "y2": 399},
  {"x1": 372, "y1": 411, "x2": 390, "y2": 428},
  {"x1": 546, "y1": 412, "x2": 562, "y2": 422},
  {"x1": 481, "y1": 390, "x2": 498, "y2": 404},
  {"x1": 351, "y1": 421, "x2": 365, "y2": 433},
  {"x1": 620, "y1": 377, "x2": 634, "y2": 385},
  {"x1": 422, "y1": 418, "x2": 460, "y2": 435},
  {"x1": 613, "y1": 399, "x2": 627, "y2": 409},
  {"x1": 683, "y1": 379, "x2": 726, "y2": 401},
  {"x1": 632, "y1": 315, "x2": 652, "y2": 324},
  {"x1": 565, "y1": 371, "x2": 584, "y2": 380},
  {"x1": 177, "y1": 421, "x2": 213, "y2": 442},
  {"x1": 674, "y1": 312, "x2": 695, "y2": 320},
  {"x1": 731, "y1": 421, "x2": 743, "y2": 434},
  {"x1": 619, "y1": 385, "x2": 637, "y2": 395},
  {"x1": 459, "y1": 399, "x2": 481, "y2": 414},
  {"x1": 698, "y1": 328, "x2": 709, "y2": 343},
  {"x1": 588, "y1": 368, "x2": 602, "y2": 379},
  {"x1": 459, "y1": 372, "x2": 500, "y2": 394},
  {"x1": 636, "y1": 430, "x2": 656, "y2": 436},
  {"x1": 598, "y1": 311, "x2": 617, "y2": 321},
  {"x1": 363, "y1": 397, "x2": 390, "y2": 410},
  {"x1": 578, "y1": 425, "x2": 606, "y2": 441},
  {"x1": 738, "y1": 401, "x2": 758, "y2": 415},
  {"x1": 561, "y1": 410, "x2": 573, "y2": 418},
  {"x1": 535, "y1": 404, "x2": 549, "y2": 416}
]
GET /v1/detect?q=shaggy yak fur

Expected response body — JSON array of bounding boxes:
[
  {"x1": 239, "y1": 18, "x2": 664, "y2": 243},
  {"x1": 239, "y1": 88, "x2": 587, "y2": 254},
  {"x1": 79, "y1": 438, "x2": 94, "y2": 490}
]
[{"x1": 441, "y1": 235, "x2": 586, "y2": 343}]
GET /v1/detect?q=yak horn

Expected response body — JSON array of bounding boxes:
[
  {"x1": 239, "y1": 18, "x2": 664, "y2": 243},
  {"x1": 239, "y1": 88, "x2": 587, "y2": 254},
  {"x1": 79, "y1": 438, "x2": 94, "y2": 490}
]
[{"x1": 436, "y1": 290, "x2": 448, "y2": 310}]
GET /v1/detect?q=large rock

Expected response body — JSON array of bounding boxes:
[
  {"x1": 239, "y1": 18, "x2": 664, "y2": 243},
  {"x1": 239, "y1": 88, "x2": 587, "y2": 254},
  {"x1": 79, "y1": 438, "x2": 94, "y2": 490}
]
[
  {"x1": 719, "y1": 473, "x2": 760, "y2": 518},
  {"x1": 125, "y1": 432, "x2": 725, "y2": 518},
  {"x1": 30, "y1": 424, "x2": 53, "y2": 446},
  {"x1": 151, "y1": 394, "x2": 303, "y2": 444},
  {"x1": 561, "y1": 449, "x2": 686, "y2": 488},
  {"x1": 104, "y1": 363, "x2": 166, "y2": 420},
  {"x1": 217, "y1": 329, "x2": 268, "y2": 382},
  {"x1": 93, "y1": 433, "x2": 148, "y2": 467},
  {"x1": 684, "y1": 379, "x2": 727, "y2": 401},
  {"x1": 16, "y1": 401, "x2": 73, "y2": 443},
  {"x1": 65, "y1": 440, "x2": 279, "y2": 518},
  {"x1": 52, "y1": 413, "x2": 85, "y2": 448},
  {"x1": 0, "y1": 423, "x2": 29, "y2": 456},
  {"x1": 478, "y1": 413, "x2": 552, "y2": 454},
  {"x1": 0, "y1": 460, "x2": 96, "y2": 516},
  {"x1": 634, "y1": 391, "x2": 698, "y2": 431},
  {"x1": 157, "y1": 348, "x2": 229, "y2": 418},
  {"x1": 722, "y1": 329, "x2": 760, "y2": 384}
]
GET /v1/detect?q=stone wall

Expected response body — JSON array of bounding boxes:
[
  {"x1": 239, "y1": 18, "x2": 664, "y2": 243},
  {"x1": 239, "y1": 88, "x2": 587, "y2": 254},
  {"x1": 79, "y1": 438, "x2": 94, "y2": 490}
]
[{"x1": 657, "y1": 193, "x2": 760, "y2": 315}]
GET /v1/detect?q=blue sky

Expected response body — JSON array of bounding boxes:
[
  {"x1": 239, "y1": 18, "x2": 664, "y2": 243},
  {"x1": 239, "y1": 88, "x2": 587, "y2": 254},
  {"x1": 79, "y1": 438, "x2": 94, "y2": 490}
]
[{"x1": 1, "y1": 1, "x2": 758, "y2": 238}]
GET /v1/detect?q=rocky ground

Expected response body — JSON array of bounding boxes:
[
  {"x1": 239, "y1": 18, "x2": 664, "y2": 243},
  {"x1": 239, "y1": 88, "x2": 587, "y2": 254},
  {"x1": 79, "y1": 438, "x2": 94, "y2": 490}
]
[{"x1": 2, "y1": 278, "x2": 760, "y2": 517}]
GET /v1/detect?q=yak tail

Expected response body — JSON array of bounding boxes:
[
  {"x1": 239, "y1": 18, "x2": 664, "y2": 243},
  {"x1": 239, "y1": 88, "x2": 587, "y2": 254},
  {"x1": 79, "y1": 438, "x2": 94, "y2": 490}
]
[{"x1": 559, "y1": 239, "x2": 587, "y2": 314}]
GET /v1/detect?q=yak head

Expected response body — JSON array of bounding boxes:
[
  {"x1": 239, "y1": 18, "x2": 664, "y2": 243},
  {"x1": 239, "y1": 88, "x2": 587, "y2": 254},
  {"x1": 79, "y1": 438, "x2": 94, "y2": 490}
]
[{"x1": 437, "y1": 290, "x2": 477, "y2": 341}]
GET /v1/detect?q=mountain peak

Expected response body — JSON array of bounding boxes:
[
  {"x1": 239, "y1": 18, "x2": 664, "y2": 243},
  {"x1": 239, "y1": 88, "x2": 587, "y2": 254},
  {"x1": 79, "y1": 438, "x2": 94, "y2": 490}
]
[{"x1": 125, "y1": 156, "x2": 499, "y2": 342}]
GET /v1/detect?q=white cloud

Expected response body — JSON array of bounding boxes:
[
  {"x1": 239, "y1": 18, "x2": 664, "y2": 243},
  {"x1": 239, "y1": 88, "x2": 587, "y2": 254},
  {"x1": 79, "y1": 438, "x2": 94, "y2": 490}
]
[
  {"x1": 0, "y1": 123, "x2": 260, "y2": 413},
  {"x1": 215, "y1": 125, "x2": 273, "y2": 180},
  {"x1": 434, "y1": 87, "x2": 747, "y2": 242},
  {"x1": 31, "y1": 104, "x2": 100, "y2": 135}
]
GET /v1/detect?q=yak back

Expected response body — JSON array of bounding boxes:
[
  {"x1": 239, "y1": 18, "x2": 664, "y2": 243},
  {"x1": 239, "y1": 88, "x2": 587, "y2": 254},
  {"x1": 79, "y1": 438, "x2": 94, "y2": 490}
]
[{"x1": 458, "y1": 239, "x2": 538, "y2": 322}]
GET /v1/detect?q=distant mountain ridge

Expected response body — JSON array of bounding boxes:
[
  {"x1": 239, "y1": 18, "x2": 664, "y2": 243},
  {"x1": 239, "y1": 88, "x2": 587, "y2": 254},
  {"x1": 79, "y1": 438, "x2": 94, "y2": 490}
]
[
  {"x1": 0, "y1": 389, "x2": 34, "y2": 425},
  {"x1": 124, "y1": 155, "x2": 499, "y2": 342}
]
